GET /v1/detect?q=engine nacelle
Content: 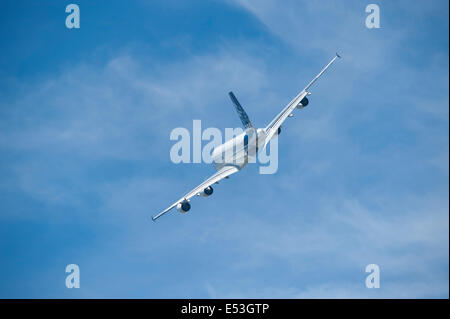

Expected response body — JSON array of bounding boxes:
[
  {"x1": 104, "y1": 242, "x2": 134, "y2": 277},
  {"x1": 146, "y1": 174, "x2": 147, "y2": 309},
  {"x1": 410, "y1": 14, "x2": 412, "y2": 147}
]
[
  {"x1": 177, "y1": 200, "x2": 191, "y2": 213},
  {"x1": 296, "y1": 97, "x2": 309, "y2": 109},
  {"x1": 200, "y1": 186, "x2": 213, "y2": 197},
  {"x1": 277, "y1": 126, "x2": 281, "y2": 135}
]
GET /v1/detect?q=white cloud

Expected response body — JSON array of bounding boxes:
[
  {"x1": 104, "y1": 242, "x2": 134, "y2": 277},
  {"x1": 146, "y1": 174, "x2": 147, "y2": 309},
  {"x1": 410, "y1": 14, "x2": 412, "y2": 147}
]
[{"x1": 198, "y1": 194, "x2": 448, "y2": 298}]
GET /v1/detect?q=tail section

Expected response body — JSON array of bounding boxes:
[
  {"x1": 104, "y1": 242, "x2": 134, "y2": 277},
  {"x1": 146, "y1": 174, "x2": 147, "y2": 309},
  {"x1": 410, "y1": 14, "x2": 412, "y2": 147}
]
[{"x1": 228, "y1": 91, "x2": 254, "y2": 129}]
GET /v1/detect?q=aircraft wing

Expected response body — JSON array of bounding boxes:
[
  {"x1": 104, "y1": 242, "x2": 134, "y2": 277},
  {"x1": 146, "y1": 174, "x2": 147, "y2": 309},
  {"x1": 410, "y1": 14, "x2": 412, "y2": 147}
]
[
  {"x1": 152, "y1": 165, "x2": 239, "y2": 221},
  {"x1": 262, "y1": 53, "x2": 341, "y2": 150},
  {"x1": 262, "y1": 90, "x2": 309, "y2": 150}
]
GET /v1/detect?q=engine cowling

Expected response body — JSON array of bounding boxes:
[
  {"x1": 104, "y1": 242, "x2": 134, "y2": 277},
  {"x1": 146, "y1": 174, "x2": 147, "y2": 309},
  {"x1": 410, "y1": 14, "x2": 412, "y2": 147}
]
[
  {"x1": 177, "y1": 200, "x2": 191, "y2": 213},
  {"x1": 296, "y1": 97, "x2": 309, "y2": 108},
  {"x1": 200, "y1": 186, "x2": 213, "y2": 197}
]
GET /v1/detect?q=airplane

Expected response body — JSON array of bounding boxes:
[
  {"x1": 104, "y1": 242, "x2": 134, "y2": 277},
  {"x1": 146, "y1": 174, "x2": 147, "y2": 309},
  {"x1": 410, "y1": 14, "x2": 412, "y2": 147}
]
[{"x1": 152, "y1": 53, "x2": 341, "y2": 221}]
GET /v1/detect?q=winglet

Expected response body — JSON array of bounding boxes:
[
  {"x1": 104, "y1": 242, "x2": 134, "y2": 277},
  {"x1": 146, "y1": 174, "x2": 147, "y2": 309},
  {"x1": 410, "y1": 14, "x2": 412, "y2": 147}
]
[{"x1": 336, "y1": 52, "x2": 341, "y2": 58}]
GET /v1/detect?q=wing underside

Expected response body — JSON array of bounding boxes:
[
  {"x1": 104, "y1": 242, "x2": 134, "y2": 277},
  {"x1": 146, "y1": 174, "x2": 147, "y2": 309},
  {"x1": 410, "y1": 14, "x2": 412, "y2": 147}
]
[
  {"x1": 152, "y1": 165, "x2": 239, "y2": 221},
  {"x1": 263, "y1": 90, "x2": 309, "y2": 150},
  {"x1": 262, "y1": 54, "x2": 340, "y2": 150}
]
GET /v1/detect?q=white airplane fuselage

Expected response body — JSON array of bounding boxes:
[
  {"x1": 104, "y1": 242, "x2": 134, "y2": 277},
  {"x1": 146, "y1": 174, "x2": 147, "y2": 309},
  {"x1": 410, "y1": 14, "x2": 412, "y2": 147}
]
[{"x1": 211, "y1": 128, "x2": 267, "y2": 171}]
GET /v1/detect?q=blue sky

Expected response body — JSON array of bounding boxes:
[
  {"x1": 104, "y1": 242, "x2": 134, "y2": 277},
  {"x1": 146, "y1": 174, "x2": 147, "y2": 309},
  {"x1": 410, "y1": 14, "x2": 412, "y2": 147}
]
[{"x1": 0, "y1": 0, "x2": 448, "y2": 298}]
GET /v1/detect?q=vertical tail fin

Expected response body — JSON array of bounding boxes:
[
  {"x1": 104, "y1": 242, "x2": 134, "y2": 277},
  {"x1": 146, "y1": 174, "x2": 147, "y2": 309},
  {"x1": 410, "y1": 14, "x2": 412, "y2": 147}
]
[{"x1": 228, "y1": 91, "x2": 254, "y2": 129}]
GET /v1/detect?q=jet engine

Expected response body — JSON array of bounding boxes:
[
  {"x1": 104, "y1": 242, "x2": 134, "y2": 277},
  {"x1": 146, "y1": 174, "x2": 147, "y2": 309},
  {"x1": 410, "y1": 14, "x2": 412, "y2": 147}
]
[
  {"x1": 296, "y1": 97, "x2": 309, "y2": 109},
  {"x1": 277, "y1": 126, "x2": 281, "y2": 135},
  {"x1": 177, "y1": 200, "x2": 191, "y2": 213},
  {"x1": 200, "y1": 186, "x2": 214, "y2": 197}
]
